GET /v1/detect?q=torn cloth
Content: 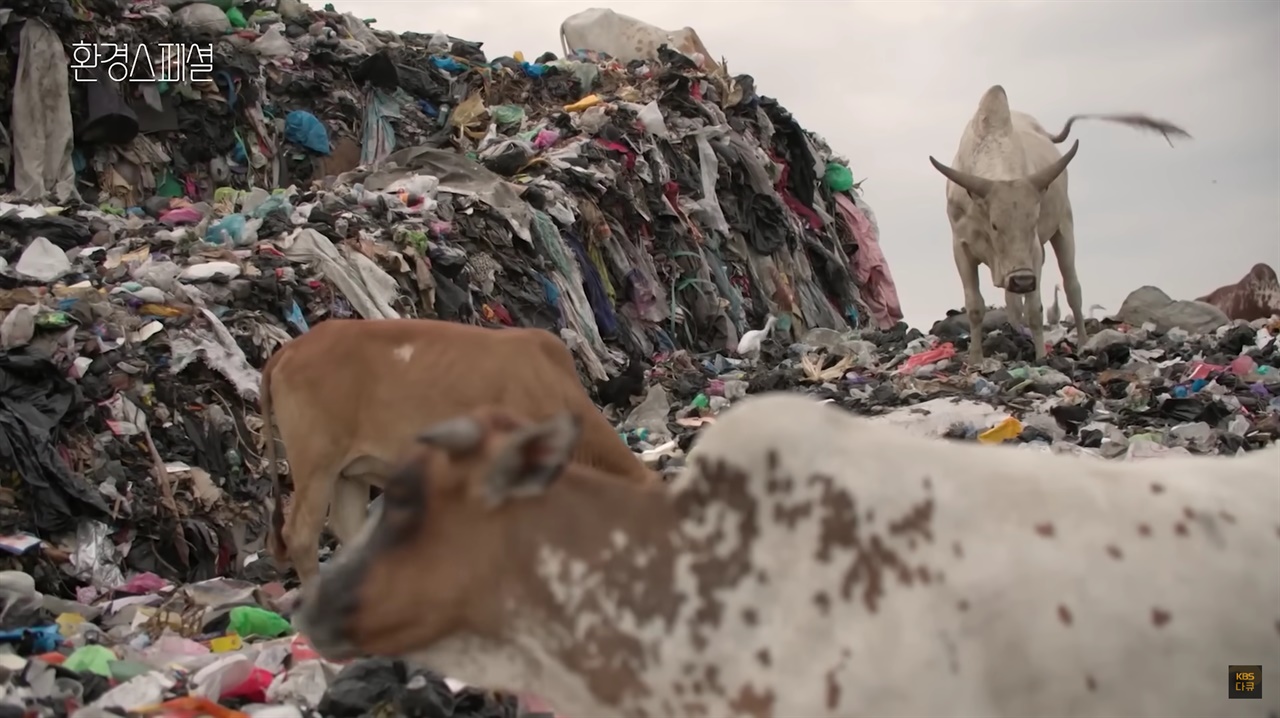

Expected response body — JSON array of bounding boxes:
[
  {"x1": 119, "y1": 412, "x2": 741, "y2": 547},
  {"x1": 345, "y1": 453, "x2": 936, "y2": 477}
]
[
  {"x1": 279, "y1": 229, "x2": 400, "y2": 320},
  {"x1": 10, "y1": 19, "x2": 78, "y2": 202},
  {"x1": 169, "y1": 308, "x2": 263, "y2": 400},
  {"x1": 835, "y1": 194, "x2": 903, "y2": 329}
]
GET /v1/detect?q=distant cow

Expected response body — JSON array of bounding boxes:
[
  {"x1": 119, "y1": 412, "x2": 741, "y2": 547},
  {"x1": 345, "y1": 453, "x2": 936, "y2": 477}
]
[
  {"x1": 296, "y1": 393, "x2": 1280, "y2": 717},
  {"x1": 559, "y1": 8, "x2": 718, "y2": 72},
  {"x1": 1198, "y1": 263, "x2": 1280, "y2": 322},
  {"x1": 929, "y1": 85, "x2": 1190, "y2": 362}
]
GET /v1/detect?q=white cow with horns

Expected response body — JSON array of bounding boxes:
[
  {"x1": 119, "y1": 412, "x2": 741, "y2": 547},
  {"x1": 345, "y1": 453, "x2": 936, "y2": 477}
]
[{"x1": 929, "y1": 85, "x2": 1190, "y2": 362}]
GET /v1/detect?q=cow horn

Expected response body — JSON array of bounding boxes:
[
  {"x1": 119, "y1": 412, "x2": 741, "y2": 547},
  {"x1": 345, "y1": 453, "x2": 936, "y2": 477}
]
[
  {"x1": 928, "y1": 157, "x2": 994, "y2": 197},
  {"x1": 417, "y1": 417, "x2": 483, "y2": 452},
  {"x1": 1027, "y1": 139, "x2": 1080, "y2": 192}
]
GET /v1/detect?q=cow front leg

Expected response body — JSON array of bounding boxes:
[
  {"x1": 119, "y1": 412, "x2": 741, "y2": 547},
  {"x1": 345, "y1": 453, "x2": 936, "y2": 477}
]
[
  {"x1": 1004, "y1": 291, "x2": 1026, "y2": 330},
  {"x1": 329, "y1": 478, "x2": 371, "y2": 548},
  {"x1": 953, "y1": 241, "x2": 986, "y2": 363},
  {"x1": 1050, "y1": 223, "x2": 1088, "y2": 346},
  {"x1": 1025, "y1": 282, "x2": 1046, "y2": 360}
]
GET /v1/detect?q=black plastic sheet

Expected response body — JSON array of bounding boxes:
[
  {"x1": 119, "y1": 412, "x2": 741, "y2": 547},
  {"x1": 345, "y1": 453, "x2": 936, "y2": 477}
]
[{"x1": 0, "y1": 351, "x2": 110, "y2": 535}]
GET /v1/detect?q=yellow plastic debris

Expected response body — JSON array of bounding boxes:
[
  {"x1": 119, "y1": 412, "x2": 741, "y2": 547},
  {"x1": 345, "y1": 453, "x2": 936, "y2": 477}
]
[
  {"x1": 564, "y1": 94, "x2": 603, "y2": 112},
  {"x1": 56, "y1": 613, "x2": 85, "y2": 632},
  {"x1": 513, "y1": 50, "x2": 525, "y2": 62},
  {"x1": 209, "y1": 633, "x2": 244, "y2": 652},
  {"x1": 978, "y1": 416, "x2": 1023, "y2": 444}
]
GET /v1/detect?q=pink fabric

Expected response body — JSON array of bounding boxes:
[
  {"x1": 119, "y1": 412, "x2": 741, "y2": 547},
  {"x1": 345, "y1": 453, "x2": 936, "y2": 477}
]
[{"x1": 835, "y1": 194, "x2": 904, "y2": 329}]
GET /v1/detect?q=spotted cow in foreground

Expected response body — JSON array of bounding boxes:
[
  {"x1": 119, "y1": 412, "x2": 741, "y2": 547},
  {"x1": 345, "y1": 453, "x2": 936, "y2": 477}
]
[{"x1": 295, "y1": 393, "x2": 1280, "y2": 718}]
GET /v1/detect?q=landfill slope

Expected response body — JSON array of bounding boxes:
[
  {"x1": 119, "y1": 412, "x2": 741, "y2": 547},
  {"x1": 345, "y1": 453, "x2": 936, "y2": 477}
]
[
  {"x1": 0, "y1": 1, "x2": 915, "y2": 714},
  {"x1": 0, "y1": 2, "x2": 900, "y2": 560}
]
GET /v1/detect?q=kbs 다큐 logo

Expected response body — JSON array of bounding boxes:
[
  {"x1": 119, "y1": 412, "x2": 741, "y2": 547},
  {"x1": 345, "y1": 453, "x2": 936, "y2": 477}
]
[{"x1": 1228, "y1": 665, "x2": 1262, "y2": 699}]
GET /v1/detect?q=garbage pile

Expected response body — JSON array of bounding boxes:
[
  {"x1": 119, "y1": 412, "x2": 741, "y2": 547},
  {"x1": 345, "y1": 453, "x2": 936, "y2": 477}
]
[
  {"x1": 0, "y1": 0, "x2": 907, "y2": 713},
  {"x1": 630, "y1": 296, "x2": 1280, "y2": 465},
  {"x1": 0, "y1": 571, "x2": 521, "y2": 717}
]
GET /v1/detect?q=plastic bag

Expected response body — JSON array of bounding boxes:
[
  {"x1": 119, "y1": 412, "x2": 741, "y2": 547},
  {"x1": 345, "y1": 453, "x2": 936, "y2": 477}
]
[
  {"x1": 428, "y1": 30, "x2": 450, "y2": 54},
  {"x1": 284, "y1": 110, "x2": 330, "y2": 154},
  {"x1": 225, "y1": 6, "x2": 246, "y2": 28},
  {"x1": 824, "y1": 162, "x2": 854, "y2": 192},
  {"x1": 490, "y1": 104, "x2": 525, "y2": 127},
  {"x1": 481, "y1": 140, "x2": 533, "y2": 177},
  {"x1": 173, "y1": 3, "x2": 231, "y2": 33},
  {"x1": 250, "y1": 26, "x2": 292, "y2": 58},
  {"x1": 228, "y1": 606, "x2": 292, "y2": 638},
  {"x1": 637, "y1": 100, "x2": 668, "y2": 137},
  {"x1": 205, "y1": 214, "x2": 246, "y2": 245},
  {"x1": 252, "y1": 193, "x2": 293, "y2": 218}
]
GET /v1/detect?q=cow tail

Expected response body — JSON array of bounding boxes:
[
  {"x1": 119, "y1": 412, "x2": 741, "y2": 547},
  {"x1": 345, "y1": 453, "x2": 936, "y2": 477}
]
[
  {"x1": 559, "y1": 21, "x2": 570, "y2": 59},
  {"x1": 260, "y1": 342, "x2": 289, "y2": 564}
]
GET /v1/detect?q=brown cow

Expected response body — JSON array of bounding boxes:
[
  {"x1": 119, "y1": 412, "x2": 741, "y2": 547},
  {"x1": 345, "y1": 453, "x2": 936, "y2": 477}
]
[
  {"x1": 1197, "y1": 263, "x2": 1280, "y2": 322},
  {"x1": 259, "y1": 318, "x2": 657, "y2": 584}
]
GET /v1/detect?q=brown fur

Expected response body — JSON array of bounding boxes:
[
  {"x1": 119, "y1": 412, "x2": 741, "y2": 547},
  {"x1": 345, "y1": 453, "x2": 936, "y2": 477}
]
[
  {"x1": 1197, "y1": 263, "x2": 1280, "y2": 321},
  {"x1": 258, "y1": 319, "x2": 658, "y2": 583}
]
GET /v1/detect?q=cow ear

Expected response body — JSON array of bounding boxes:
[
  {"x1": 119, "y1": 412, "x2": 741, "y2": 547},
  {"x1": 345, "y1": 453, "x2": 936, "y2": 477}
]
[{"x1": 485, "y1": 412, "x2": 582, "y2": 506}]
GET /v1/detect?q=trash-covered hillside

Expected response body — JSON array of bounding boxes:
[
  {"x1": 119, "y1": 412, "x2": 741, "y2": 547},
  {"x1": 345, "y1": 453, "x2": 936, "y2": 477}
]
[
  {"x1": 0, "y1": 0, "x2": 915, "y2": 714},
  {"x1": 0, "y1": 0, "x2": 1277, "y2": 715}
]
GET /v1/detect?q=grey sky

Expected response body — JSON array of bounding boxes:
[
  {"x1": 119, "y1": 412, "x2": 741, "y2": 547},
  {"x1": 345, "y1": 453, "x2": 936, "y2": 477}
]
[{"x1": 333, "y1": 0, "x2": 1279, "y2": 328}]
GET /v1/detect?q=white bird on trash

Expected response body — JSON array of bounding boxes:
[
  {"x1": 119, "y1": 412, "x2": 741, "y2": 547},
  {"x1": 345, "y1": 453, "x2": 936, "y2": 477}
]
[
  {"x1": 1068, "y1": 303, "x2": 1108, "y2": 325},
  {"x1": 1046, "y1": 285, "x2": 1061, "y2": 326},
  {"x1": 736, "y1": 315, "x2": 777, "y2": 359}
]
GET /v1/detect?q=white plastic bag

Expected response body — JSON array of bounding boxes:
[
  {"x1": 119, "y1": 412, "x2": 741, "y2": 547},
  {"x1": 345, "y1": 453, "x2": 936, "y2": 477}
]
[
  {"x1": 428, "y1": 30, "x2": 451, "y2": 54},
  {"x1": 173, "y1": 3, "x2": 231, "y2": 34},
  {"x1": 637, "y1": 100, "x2": 668, "y2": 137},
  {"x1": 250, "y1": 26, "x2": 293, "y2": 58}
]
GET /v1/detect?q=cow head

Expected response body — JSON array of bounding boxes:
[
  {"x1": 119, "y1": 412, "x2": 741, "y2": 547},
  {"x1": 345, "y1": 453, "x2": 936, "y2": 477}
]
[
  {"x1": 294, "y1": 408, "x2": 584, "y2": 660},
  {"x1": 929, "y1": 140, "x2": 1080, "y2": 293}
]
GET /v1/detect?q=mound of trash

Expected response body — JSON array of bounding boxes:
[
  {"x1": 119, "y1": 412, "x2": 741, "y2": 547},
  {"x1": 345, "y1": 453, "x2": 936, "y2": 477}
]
[
  {"x1": 0, "y1": 0, "x2": 1275, "y2": 715},
  {"x1": 0, "y1": 0, "x2": 910, "y2": 714},
  {"x1": 630, "y1": 303, "x2": 1279, "y2": 465}
]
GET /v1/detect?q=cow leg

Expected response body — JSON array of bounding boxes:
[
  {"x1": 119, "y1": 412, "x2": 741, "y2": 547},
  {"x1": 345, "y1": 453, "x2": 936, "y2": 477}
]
[
  {"x1": 1005, "y1": 291, "x2": 1026, "y2": 330},
  {"x1": 329, "y1": 478, "x2": 370, "y2": 548},
  {"x1": 1050, "y1": 223, "x2": 1088, "y2": 345},
  {"x1": 284, "y1": 455, "x2": 343, "y2": 586},
  {"x1": 1025, "y1": 282, "x2": 1046, "y2": 360},
  {"x1": 953, "y1": 240, "x2": 986, "y2": 362}
]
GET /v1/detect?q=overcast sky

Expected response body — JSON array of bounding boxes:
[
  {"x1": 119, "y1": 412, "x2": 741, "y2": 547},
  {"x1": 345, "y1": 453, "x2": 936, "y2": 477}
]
[{"x1": 333, "y1": 0, "x2": 1278, "y2": 328}]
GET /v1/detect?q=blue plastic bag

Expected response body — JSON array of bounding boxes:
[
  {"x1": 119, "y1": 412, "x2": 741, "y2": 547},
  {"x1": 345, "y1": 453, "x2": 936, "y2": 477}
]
[
  {"x1": 206, "y1": 214, "x2": 246, "y2": 245},
  {"x1": 284, "y1": 110, "x2": 331, "y2": 155}
]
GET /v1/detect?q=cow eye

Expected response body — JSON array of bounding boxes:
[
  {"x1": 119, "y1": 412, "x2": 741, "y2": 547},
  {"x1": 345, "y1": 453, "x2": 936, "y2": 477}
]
[{"x1": 991, "y1": 223, "x2": 999, "y2": 231}]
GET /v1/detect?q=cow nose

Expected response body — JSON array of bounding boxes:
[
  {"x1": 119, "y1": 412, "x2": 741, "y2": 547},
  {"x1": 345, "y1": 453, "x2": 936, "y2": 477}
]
[
  {"x1": 294, "y1": 586, "x2": 362, "y2": 660},
  {"x1": 1006, "y1": 273, "x2": 1037, "y2": 294}
]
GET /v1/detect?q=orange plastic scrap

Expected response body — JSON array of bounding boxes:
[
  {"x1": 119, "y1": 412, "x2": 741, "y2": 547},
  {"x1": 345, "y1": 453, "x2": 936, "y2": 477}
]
[{"x1": 133, "y1": 696, "x2": 249, "y2": 718}]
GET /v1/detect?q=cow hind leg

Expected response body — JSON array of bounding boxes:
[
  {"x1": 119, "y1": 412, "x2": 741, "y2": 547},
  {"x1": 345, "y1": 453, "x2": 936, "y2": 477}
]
[
  {"x1": 1050, "y1": 223, "x2": 1088, "y2": 345},
  {"x1": 283, "y1": 456, "x2": 344, "y2": 587}
]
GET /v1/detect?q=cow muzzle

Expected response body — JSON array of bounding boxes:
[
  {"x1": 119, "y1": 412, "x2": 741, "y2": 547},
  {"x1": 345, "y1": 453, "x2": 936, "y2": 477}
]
[
  {"x1": 293, "y1": 571, "x2": 366, "y2": 660},
  {"x1": 1006, "y1": 271, "x2": 1037, "y2": 294}
]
